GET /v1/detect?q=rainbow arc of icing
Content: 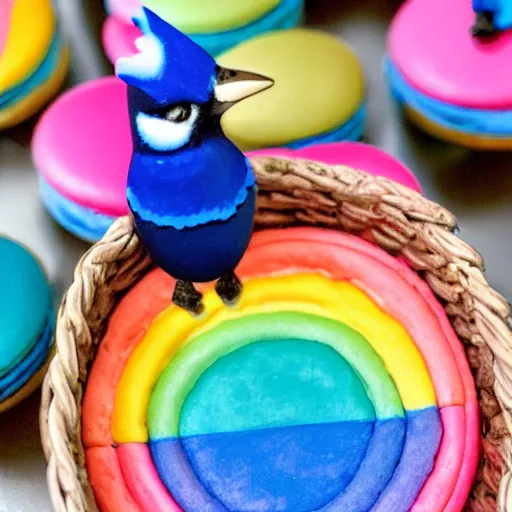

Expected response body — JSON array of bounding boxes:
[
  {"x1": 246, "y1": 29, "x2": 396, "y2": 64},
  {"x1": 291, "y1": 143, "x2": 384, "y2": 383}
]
[{"x1": 82, "y1": 228, "x2": 480, "y2": 512}]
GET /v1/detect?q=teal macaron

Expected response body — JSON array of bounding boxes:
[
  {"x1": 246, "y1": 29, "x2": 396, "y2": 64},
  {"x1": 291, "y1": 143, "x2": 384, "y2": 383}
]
[{"x1": 0, "y1": 237, "x2": 54, "y2": 412}]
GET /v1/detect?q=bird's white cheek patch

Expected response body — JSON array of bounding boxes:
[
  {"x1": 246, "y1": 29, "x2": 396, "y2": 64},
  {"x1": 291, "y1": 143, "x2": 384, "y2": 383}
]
[{"x1": 136, "y1": 107, "x2": 199, "y2": 151}]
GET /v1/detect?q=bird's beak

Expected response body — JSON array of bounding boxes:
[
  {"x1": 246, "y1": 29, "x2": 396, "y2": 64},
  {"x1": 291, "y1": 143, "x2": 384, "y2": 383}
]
[{"x1": 213, "y1": 65, "x2": 274, "y2": 115}]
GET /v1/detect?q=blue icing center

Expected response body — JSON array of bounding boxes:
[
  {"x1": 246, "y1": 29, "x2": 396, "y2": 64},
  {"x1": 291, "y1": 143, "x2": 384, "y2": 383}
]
[{"x1": 386, "y1": 57, "x2": 512, "y2": 136}]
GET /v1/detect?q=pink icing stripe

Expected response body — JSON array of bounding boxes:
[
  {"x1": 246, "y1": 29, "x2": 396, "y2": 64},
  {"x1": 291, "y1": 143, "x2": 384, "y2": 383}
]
[
  {"x1": 102, "y1": 15, "x2": 139, "y2": 65},
  {"x1": 0, "y1": 0, "x2": 15, "y2": 56},
  {"x1": 248, "y1": 142, "x2": 422, "y2": 193},
  {"x1": 445, "y1": 401, "x2": 481, "y2": 512},
  {"x1": 117, "y1": 444, "x2": 182, "y2": 512}
]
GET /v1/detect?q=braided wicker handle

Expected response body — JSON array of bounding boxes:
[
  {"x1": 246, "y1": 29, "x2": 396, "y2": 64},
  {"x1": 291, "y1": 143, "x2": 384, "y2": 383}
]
[{"x1": 40, "y1": 157, "x2": 512, "y2": 512}]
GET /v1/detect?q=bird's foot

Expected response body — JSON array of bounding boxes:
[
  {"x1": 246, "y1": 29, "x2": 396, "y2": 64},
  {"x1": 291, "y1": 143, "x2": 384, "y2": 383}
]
[
  {"x1": 471, "y1": 12, "x2": 498, "y2": 37},
  {"x1": 215, "y1": 271, "x2": 243, "y2": 307},
  {"x1": 172, "y1": 280, "x2": 204, "y2": 316}
]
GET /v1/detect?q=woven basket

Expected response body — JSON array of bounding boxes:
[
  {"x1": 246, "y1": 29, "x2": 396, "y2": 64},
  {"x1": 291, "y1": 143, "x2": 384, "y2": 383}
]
[{"x1": 40, "y1": 157, "x2": 512, "y2": 512}]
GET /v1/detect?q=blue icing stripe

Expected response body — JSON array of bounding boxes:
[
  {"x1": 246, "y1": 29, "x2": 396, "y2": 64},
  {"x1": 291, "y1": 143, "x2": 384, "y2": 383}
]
[
  {"x1": 190, "y1": 0, "x2": 304, "y2": 57},
  {"x1": 39, "y1": 177, "x2": 116, "y2": 243},
  {"x1": 385, "y1": 57, "x2": 512, "y2": 137},
  {"x1": 284, "y1": 103, "x2": 366, "y2": 149},
  {"x1": 0, "y1": 33, "x2": 63, "y2": 110},
  {"x1": 152, "y1": 420, "x2": 376, "y2": 512},
  {"x1": 0, "y1": 314, "x2": 54, "y2": 402},
  {"x1": 372, "y1": 407, "x2": 442, "y2": 512},
  {"x1": 317, "y1": 418, "x2": 406, "y2": 511}
]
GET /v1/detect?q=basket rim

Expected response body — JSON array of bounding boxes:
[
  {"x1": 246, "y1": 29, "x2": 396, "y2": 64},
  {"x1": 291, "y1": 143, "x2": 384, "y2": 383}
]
[{"x1": 40, "y1": 156, "x2": 512, "y2": 512}]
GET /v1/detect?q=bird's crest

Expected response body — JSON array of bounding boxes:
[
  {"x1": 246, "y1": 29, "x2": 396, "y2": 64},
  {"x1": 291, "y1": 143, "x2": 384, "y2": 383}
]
[{"x1": 115, "y1": 7, "x2": 217, "y2": 106}]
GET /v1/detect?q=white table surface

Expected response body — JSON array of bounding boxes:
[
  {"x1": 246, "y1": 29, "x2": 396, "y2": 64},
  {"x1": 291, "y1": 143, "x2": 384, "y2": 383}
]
[{"x1": 1, "y1": 0, "x2": 512, "y2": 510}]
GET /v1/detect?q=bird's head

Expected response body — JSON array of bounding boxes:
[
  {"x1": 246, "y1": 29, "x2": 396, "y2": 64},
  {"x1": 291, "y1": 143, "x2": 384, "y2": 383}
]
[{"x1": 116, "y1": 7, "x2": 273, "y2": 154}]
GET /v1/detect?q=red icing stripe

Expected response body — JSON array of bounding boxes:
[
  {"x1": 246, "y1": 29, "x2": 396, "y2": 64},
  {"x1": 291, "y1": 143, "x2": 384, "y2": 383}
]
[{"x1": 86, "y1": 446, "x2": 140, "y2": 512}]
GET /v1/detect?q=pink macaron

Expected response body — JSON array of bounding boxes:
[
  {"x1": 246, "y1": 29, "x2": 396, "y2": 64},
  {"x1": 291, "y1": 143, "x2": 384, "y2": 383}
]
[
  {"x1": 248, "y1": 142, "x2": 422, "y2": 192},
  {"x1": 386, "y1": 0, "x2": 512, "y2": 149},
  {"x1": 32, "y1": 76, "x2": 132, "y2": 242}
]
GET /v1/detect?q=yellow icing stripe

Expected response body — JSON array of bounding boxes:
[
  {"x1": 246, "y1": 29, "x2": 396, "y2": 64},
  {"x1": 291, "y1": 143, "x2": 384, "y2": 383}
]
[
  {"x1": 0, "y1": 46, "x2": 68, "y2": 130},
  {"x1": 112, "y1": 274, "x2": 436, "y2": 444},
  {"x1": 0, "y1": 0, "x2": 55, "y2": 93}
]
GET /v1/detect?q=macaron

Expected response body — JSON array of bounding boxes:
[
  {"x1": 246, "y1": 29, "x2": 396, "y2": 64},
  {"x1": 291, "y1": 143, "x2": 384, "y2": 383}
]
[
  {"x1": 32, "y1": 76, "x2": 132, "y2": 243},
  {"x1": 102, "y1": 0, "x2": 305, "y2": 63},
  {"x1": 247, "y1": 142, "x2": 422, "y2": 192},
  {"x1": 0, "y1": 0, "x2": 68, "y2": 130},
  {"x1": 386, "y1": 0, "x2": 512, "y2": 150},
  {"x1": 217, "y1": 29, "x2": 366, "y2": 151},
  {"x1": 0, "y1": 237, "x2": 54, "y2": 413}
]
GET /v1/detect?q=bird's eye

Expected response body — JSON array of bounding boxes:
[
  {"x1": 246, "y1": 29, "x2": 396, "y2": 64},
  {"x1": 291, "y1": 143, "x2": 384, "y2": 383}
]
[{"x1": 165, "y1": 104, "x2": 192, "y2": 123}]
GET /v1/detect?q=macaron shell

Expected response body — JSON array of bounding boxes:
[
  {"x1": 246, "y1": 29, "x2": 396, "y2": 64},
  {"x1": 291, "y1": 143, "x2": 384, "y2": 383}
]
[
  {"x1": 105, "y1": 0, "x2": 141, "y2": 25},
  {"x1": 0, "y1": 238, "x2": 51, "y2": 378},
  {"x1": 145, "y1": 0, "x2": 281, "y2": 33},
  {"x1": 0, "y1": 0, "x2": 14, "y2": 55},
  {"x1": 0, "y1": 45, "x2": 68, "y2": 130},
  {"x1": 388, "y1": 0, "x2": 512, "y2": 109},
  {"x1": 102, "y1": 16, "x2": 139, "y2": 65},
  {"x1": 248, "y1": 142, "x2": 421, "y2": 192},
  {"x1": 0, "y1": 0, "x2": 55, "y2": 94},
  {"x1": 218, "y1": 29, "x2": 364, "y2": 150},
  {"x1": 0, "y1": 350, "x2": 53, "y2": 413},
  {"x1": 404, "y1": 104, "x2": 512, "y2": 150},
  {"x1": 32, "y1": 76, "x2": 131, "y2": 217}
]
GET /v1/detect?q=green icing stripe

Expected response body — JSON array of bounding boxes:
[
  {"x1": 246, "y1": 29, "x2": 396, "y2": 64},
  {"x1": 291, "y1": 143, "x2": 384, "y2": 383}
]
[
  {"x1": 148, "y1": 312, "x2": 404, "y2": 440},
  {"x1": 180, "y1": 339, "x2": 376, "y2": 437}
]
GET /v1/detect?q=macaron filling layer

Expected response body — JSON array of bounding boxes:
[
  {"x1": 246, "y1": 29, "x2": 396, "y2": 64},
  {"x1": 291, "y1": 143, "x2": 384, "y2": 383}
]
[
  {"x1": 385, "y1": 57, "x2": 512, "y2": 137},
  {"x1": 188, "y1": 0, "x2": 303, "y2": 56},
  {"x1": 0, "y1": 312, "x2": 54, "y2": 402},
  {"x1": 39, "y1": 177, "x2": 116, "y2": 243},
  {"x1": 285, "y1": 104, "x2": 366, "y2": 149},
  {"x1": 0, "y1": 31, "x2": 63, "y2": 110}
]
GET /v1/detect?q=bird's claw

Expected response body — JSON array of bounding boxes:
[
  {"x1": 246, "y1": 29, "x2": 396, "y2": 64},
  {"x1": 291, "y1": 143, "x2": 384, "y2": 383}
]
[
  {"x1": 215, "y1": 272, "x2": 243, "y2": 307},
  {"x1": 172, "y1": 280, "x2": 204, "y2": 316},
  {"x1": 471, "y1": 12, "x2": 498, "y2": 37}
]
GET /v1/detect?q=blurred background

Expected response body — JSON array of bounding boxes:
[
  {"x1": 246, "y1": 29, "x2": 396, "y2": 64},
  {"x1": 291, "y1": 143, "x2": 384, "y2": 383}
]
[{"x1": 1, "y1": 0, "x2": 511, "y2": 510}]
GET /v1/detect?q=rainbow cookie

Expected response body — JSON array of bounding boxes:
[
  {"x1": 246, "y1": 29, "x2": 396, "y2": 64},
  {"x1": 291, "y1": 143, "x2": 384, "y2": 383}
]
[
  {"x1": 386, "y1": 0, "x2": 512, "y2": 150},
  {"x1": 248, "y1": 141, "x2": 422, "y2": 192},
  {"x1": 32, "y1": 77, "x2": 131, "y2": 243},
  {"x1": 0, "y1": 0, "x2": 68, "y2": 130},
  {"x1": 0, "y1": 237, "x2": 54, "y2": 413},
  {"x1": 82, "y1": 228, "x2": 479, "y2": 512},
  {"x1": 102, "y1": 0, "x2": 304, "y2": 63},
  {"x1": 217, "y1": 29, "x2": 366, "y2": 151}
]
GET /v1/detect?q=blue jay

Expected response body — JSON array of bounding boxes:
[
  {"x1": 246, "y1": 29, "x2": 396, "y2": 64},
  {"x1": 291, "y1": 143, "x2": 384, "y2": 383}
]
[
  {"x1": 116, "y1": 8, "x2": 273, "y2": 315},
  {"x1": 472, "y1": 0, "x2": 512, "y2": 36}
]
